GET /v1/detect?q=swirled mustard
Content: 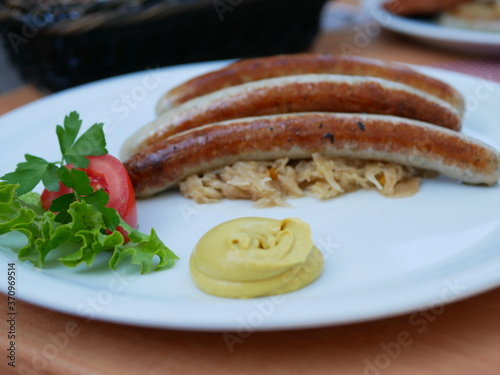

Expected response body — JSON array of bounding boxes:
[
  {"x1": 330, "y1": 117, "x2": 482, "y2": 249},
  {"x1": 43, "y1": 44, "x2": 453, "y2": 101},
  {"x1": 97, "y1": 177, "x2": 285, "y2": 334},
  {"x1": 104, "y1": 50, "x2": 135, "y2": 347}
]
[{"x1": 190, "y1": 217, "x2": 323, "y2": 298}]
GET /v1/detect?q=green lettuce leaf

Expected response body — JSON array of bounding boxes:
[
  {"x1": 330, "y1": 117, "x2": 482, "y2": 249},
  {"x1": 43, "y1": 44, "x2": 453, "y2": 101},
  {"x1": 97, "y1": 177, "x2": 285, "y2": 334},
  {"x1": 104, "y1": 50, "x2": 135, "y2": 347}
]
[{"x1": 0, "y1": 182, "x2": 178, "y2": 273}]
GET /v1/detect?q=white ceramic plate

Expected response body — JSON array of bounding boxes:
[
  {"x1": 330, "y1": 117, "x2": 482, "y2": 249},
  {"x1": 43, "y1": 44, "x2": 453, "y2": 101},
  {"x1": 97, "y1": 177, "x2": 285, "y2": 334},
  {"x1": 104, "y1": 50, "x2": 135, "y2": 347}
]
[
  {"x1": 363, "y1": 0, "x2": 500, "y2": 55},
  {"x1": 1, "y1": 61, "x2": 500, "y2": 331}
]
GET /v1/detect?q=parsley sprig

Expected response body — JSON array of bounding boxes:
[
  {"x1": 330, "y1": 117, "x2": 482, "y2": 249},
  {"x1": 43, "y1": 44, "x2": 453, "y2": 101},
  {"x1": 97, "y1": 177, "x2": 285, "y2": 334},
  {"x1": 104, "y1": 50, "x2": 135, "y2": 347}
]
[
  {"x1": 0, "y1": 112, "x2": 178, "y2": 274},
  {"x1": 2, "y1": 111, "x2": 107, "y2": 194}
]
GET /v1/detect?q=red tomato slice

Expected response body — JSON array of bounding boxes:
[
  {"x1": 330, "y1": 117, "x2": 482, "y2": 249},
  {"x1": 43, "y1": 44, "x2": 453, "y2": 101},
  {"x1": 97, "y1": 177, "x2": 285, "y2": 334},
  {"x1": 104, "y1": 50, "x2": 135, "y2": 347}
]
[
  {"x1": 41, "y1": 182, "x2": 72, "y2": 211},
  {"x1": 40, "y1": 154, "x2": 138, "y2": 230},
  {"x1": 84, "y1": 154, "x2": 138, "y2": 229}
]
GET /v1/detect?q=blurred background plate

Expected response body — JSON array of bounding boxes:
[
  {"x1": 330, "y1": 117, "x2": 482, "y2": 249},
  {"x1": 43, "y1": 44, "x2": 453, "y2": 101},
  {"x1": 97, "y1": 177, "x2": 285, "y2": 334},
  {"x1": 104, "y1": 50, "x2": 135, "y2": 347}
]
[{"x1": 362, "y1": 0, "x2": 500, "y2": 55}]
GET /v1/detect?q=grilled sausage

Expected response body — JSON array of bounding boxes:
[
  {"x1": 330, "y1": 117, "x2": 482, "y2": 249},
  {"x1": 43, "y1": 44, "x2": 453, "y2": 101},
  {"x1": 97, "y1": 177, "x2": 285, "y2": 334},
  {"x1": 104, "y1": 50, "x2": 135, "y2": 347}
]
[
  {"x1": 124, "y1": 113, "x2": 500, "y2": 197},
  {"x1": 156, "y1": 54, "x2": 465, "y2": 115},
  {"x1": 121, "y1": 75, "x2": 462, "y2": 160},
  {"x1": 384, "y1": 0, "x2": 469, "y2": 16}
]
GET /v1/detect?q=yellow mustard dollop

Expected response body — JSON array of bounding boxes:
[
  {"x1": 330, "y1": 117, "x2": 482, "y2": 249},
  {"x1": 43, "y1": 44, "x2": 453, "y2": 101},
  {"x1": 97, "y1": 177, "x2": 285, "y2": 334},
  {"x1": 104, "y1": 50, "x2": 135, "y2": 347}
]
[{"x1": 190, "y1": 217, "x2": 323, "y2": 298}]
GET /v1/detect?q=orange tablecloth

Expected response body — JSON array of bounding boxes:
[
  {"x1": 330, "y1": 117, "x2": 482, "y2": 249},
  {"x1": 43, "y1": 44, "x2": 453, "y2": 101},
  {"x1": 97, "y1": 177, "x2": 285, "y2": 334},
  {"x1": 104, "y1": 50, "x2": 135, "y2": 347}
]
[{"x1": 2, "y1": 18, "x2": 500, "y2": 375}]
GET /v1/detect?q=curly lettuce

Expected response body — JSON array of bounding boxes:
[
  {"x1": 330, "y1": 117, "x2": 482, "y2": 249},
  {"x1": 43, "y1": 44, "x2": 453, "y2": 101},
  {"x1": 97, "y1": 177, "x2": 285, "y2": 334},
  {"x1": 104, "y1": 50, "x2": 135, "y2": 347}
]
[{"x1": 0, "y1": 182, "x2": 178, "y2": 274}]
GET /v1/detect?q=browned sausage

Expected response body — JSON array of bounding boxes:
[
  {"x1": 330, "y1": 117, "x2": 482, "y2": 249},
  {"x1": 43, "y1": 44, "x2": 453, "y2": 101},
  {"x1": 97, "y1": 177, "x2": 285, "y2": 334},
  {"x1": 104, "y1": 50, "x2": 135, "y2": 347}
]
[
  {"x1": 156, "y1": 54, "x2": 464, "y2": 115},
  {"x1": 121, "y1": 75, "x2": 462, "y2": 160},
  {"x1": 384, "y1": 0, "x2": 470, "y2": 16},
  {"x1": 124, "y1": 113, "x2": 500, "y2": 197}
]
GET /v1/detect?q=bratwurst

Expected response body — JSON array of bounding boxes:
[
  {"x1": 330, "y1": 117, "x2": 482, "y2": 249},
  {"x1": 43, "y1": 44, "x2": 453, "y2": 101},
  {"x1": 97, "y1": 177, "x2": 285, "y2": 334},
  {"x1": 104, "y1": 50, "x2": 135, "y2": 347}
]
[
  {"x1": 157, "y1": 54, "x2": 465, "y2": 115},
  {"x1": 124, "y1": 113, "x2": 500, "y2": 197},
  {"x1": 121, "y1": 75, "x2": 462, "y2": 160}
]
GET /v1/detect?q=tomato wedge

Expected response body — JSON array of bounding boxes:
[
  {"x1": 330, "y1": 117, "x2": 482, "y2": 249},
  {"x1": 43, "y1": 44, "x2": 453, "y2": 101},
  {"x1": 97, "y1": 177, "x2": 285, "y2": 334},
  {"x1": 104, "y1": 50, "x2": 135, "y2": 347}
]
[
  {"x1": 41, "y1": 154, "x2": 138, "y2": 229},
  {"x1": 41, "y1": 182, "x2": 72, "y2": 210}
]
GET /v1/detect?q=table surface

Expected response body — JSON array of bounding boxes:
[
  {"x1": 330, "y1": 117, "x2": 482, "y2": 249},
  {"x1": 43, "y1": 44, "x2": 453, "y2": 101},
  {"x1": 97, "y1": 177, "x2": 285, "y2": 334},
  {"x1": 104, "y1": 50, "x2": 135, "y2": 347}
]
[{"x1": 2, "y1": 5, "x2": 500, "y2": 374}]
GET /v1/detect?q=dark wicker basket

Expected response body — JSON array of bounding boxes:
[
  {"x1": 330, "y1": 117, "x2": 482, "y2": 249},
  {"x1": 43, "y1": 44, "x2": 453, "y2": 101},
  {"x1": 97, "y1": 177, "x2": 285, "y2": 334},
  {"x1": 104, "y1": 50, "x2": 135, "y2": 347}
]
[{"x1": 0, "y1": 0, "x2": 328, "y2": 92}]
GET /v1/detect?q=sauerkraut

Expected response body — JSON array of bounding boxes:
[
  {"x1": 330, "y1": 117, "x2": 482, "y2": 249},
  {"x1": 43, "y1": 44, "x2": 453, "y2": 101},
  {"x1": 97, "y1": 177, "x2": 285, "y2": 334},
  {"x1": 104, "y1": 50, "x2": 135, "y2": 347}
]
[{"x1": 179, "y1": 153, "x2": 424, "y2": 207}]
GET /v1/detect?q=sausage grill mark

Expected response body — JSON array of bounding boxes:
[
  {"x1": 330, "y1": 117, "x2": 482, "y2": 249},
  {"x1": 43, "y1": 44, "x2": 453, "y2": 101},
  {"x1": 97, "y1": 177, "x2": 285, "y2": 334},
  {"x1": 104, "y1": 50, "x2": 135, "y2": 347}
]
[{"x1": 323, "y1": 133, "x2": 335, "y2": 143}]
